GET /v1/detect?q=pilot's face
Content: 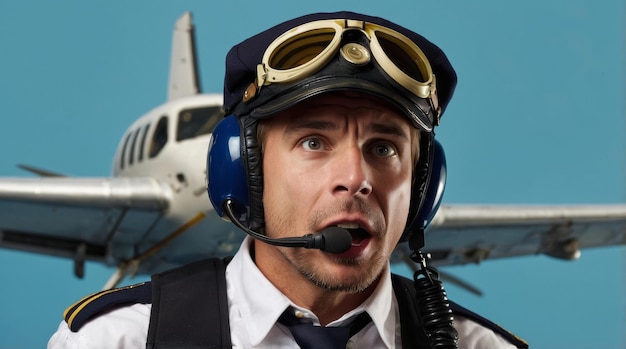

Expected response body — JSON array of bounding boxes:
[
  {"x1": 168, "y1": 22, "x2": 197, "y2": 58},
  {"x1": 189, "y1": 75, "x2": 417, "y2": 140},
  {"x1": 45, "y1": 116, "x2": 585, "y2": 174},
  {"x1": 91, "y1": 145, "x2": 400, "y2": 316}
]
[{"x1": 259, "y1": 92, "x2": 415, "y2": 293}]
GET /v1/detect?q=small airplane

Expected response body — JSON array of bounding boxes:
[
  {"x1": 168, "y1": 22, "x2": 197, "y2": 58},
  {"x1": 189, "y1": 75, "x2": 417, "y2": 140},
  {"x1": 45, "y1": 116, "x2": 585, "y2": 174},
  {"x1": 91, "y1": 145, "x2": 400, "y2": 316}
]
[{"x1": 1, "y1": 12, "x2": 625, "y2": 292}]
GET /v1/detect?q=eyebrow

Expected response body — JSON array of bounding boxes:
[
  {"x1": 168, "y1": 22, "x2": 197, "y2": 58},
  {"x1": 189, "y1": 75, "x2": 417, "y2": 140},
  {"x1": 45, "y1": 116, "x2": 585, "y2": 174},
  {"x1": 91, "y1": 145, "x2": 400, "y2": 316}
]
[
  {"x1": 367, "y1": 122, "x2": 409, "y2": 140},
  {"x1": 284, "y1": 120, "x2": 338, "y2": 134}
]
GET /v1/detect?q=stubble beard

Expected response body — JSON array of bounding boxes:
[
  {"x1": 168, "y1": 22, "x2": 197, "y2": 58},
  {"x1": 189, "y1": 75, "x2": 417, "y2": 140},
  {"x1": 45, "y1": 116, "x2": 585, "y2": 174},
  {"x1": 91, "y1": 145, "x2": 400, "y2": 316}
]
[
  {"x1": 277, "y1": 199, "x2": 388, "y2": 293},
  {"x1": 296, "y1": 252, "x2": 387, "y2": 293}
]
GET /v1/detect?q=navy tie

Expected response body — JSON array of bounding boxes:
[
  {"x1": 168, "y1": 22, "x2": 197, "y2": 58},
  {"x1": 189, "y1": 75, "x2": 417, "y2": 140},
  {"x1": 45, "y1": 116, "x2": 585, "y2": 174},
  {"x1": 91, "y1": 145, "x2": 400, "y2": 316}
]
[{"x1": 279, "y1": 310, "x2": 372, "y2": 349}]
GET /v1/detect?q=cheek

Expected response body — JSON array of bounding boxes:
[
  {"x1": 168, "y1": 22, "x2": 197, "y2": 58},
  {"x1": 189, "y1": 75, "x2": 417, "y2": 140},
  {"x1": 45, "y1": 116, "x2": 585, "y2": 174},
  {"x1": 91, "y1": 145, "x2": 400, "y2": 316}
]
[
  {"x1": 262, "y1": 151, "x2": 287, "y2": 231},
  {"x1": 262, "y1": 146, "x2": 313, "y2": 235},
  {"x1": 381, "y1": 171, "x2": 413, "y2": 239}
]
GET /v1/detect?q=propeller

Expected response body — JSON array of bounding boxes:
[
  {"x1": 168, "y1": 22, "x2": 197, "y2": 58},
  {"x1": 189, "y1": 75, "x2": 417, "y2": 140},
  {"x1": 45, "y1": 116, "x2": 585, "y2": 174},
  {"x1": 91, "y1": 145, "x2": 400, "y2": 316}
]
[{"x1": 17, "y1": 164, "x2": 66, "y2": 177}]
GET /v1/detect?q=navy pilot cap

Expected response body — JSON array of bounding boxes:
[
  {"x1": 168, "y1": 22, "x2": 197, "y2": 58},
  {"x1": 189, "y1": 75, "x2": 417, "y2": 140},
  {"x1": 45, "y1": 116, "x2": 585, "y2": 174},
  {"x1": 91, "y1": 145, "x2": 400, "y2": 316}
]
[{"x1": 223, "y1": 11, "x2": 457, "y2": 132}]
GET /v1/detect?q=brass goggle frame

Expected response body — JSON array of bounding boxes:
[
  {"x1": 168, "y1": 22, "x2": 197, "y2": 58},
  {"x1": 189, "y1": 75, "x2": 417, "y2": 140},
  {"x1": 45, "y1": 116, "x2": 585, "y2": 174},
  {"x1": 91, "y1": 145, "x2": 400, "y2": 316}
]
[{"x1": 249, "y1": 19, "x2": 440, "y2": 119}]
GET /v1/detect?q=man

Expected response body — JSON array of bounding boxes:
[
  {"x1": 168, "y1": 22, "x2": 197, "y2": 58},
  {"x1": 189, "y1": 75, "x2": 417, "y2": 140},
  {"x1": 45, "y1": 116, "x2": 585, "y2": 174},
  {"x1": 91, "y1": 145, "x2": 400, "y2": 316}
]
[{"x1": 49, "y1": 11, "x2": 527, "y2": 349}]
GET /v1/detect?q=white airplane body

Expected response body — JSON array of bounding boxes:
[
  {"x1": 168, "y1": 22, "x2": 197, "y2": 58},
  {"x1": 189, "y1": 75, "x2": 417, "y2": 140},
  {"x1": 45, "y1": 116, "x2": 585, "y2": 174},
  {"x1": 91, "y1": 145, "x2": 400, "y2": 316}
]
[{"x1": 1, "y1": 12, "x2": 625, "y2": 289}]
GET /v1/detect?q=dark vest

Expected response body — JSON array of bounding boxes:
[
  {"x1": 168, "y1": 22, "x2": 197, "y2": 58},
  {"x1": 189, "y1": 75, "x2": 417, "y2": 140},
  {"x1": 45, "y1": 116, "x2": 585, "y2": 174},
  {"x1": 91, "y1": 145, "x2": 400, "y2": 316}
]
[{"x1": 64, "y1": 258, "x2": 528, "y2": 348}]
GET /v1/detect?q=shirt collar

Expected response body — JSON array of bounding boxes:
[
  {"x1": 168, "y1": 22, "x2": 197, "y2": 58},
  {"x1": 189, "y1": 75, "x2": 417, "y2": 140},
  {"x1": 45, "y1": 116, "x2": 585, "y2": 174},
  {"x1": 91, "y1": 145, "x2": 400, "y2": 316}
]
[
  {"x1": 331, "y1": 261, "x2": 397, "y2": 348},
  {"x1": 227, "y1": 236, "x2": 397, "y2": 347},
  {"x1": 227, "y1": 237, "x2": 292, "y2": 345}
]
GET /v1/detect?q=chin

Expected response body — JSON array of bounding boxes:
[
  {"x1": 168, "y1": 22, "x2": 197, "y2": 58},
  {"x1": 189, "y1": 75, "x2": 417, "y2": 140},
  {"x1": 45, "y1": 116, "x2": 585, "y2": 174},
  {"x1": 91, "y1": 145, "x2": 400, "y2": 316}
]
[{"x1": 311, "y1": 255, "x2": 386, "y2": 292}]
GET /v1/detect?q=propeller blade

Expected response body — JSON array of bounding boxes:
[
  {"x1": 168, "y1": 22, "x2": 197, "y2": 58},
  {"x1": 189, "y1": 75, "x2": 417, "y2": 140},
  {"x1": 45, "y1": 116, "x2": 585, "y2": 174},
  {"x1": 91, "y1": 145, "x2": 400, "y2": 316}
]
[{"x1": 17, "y1": 164, "x2": 66, "y2": 177}]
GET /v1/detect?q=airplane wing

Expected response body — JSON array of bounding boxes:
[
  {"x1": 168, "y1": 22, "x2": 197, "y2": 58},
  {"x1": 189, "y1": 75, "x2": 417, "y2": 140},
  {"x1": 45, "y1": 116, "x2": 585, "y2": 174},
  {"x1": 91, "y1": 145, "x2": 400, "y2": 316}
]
[
  {"x1": 2, "y1": 177, "x2": 626, "y2": 282},
  {"x1": 0, "y1": 177, "x2": 171, "y2": 277},
  {"x1": 422, "y1": 204, "x2": 626, "y2": 266}
]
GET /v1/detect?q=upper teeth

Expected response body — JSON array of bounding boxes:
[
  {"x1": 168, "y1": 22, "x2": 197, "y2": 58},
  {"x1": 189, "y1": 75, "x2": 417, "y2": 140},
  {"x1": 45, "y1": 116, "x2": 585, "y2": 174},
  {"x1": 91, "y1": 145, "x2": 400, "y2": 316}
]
[{"x1": 337, "y1": 223, "x2": 359, "y2": 229}]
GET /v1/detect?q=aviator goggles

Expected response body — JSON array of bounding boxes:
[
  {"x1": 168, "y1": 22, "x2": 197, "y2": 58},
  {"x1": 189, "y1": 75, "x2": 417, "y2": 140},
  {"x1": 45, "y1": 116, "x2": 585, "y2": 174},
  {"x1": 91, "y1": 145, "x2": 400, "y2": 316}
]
[{"x1": 244, "y1": 19, "x2": 441, "y2": 125}]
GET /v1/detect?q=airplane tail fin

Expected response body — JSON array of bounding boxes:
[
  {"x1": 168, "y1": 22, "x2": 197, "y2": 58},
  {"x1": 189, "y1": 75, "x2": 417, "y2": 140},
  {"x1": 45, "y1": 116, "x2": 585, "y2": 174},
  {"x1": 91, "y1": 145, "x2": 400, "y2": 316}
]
[{"x1": 168, "y1": 12, "x2": 201, "y2": 101}]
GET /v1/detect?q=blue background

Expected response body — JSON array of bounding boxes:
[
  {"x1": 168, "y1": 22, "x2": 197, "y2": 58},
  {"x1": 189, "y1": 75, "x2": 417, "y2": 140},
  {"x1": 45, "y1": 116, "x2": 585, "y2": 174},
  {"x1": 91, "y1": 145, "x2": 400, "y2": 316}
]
[{"x1": 0, "y1": 1, "x2": 623, "y2": 348}]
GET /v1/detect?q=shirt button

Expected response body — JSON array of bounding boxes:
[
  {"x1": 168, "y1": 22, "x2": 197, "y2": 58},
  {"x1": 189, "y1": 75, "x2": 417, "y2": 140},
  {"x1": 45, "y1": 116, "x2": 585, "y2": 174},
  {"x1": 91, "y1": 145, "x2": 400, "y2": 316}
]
[
  {"x1": 294, "y1": 311, "x2": 305, "y2": 319},
  {"x1": 346, "y1": 340, "x2": 355, "y2": 349}
]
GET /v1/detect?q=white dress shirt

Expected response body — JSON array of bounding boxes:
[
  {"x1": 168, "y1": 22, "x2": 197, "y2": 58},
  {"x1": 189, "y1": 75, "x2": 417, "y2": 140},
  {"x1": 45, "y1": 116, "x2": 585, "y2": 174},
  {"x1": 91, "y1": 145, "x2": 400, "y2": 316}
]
[
  {"x1": 48, "y1": 236, "x2": 519, "y2": 348},
  {"x1": 225, "y1": 236, "x2": 397, "y2": 348}
]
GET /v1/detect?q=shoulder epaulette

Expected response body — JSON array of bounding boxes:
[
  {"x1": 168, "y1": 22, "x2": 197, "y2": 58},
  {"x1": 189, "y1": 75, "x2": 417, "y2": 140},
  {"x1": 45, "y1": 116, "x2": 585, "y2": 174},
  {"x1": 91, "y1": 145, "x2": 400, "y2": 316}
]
[
  {"x1": 449, "y1": 300, "x2": 529, "y2": 349},
  {"x1": 63, "y1": 282, "x2": 152, "y2": 332}
]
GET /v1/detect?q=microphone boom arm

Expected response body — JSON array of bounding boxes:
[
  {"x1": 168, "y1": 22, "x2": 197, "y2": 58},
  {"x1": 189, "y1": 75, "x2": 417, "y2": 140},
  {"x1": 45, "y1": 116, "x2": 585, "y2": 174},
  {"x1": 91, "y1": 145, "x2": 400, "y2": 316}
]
[{"x1": 223, "y1": 199, "x2": 351, "y2": 253}]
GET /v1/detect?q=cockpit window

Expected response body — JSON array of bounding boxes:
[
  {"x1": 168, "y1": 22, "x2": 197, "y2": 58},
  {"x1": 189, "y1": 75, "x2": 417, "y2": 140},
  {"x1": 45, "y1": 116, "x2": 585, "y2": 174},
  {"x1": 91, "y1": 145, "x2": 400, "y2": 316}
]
[
  {"x1": 176, "y1": 106, "x2": 224, "y2": 142},
  {"x1": 138, "y1": 123, "x2": 150, "y2": 162},
  {"x1": 149, "y1": 116, "x2": 168, "y2": 158},
  {"x1": 128, "y1": 127, "x2": 141, "y2": 165},
  {"x1": 119, "y1": 132, "x2": 132, "y2": 170}
]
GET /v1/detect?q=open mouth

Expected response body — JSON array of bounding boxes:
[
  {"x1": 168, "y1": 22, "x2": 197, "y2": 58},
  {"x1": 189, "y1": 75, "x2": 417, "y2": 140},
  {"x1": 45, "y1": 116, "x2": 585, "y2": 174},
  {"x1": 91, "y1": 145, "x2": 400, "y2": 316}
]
[{"x1": 336, "y1": 223, "x2": 371, "y2": 245}]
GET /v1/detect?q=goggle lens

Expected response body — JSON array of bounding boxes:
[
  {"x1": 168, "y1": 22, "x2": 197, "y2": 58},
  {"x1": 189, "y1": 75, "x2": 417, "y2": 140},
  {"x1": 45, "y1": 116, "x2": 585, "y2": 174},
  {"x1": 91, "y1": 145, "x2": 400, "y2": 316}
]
[
  {"x1": 268, "y1": 29, "x2": 336, "y2": 69},
  {"x1": 376, "y1": 31, "x2": 426, "y2": 83}
]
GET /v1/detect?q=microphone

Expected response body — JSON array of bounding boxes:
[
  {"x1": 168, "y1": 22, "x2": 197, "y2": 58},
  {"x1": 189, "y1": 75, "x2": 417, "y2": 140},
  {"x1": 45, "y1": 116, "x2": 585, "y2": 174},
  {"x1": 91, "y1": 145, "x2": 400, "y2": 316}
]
[{"x1": 223, "y1": 200, "x2": 352, "y2": 254}]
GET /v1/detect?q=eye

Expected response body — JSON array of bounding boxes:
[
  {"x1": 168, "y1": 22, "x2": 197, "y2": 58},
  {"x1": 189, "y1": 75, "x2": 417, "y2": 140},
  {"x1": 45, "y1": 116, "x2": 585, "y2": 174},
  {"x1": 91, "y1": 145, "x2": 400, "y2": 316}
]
[
  {"x1": 301, "y1": 137, "x2": 326, "y2": 151},
  {"x1": 372, "y1": 142, "x2": 397, "y2": 157}
]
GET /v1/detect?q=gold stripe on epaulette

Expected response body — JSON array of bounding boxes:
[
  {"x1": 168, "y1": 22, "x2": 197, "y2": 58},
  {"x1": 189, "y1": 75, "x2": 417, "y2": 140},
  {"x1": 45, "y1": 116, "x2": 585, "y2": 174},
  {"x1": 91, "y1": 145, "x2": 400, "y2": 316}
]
[
  {"x1": 63, "y1": 289, "x2": 109, "y2": 320},
  {"x1": 63, "y1": 282, "x2": 148, "y2": 329},
  {"x1": 65, "y1": 289, "x2": 120, "y2": 329}
]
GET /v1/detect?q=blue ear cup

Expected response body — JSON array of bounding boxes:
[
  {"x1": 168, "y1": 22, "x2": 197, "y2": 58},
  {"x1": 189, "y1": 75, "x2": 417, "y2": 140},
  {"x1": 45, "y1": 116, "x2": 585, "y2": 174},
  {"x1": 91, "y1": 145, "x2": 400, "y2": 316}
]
[
  {"x1": 207, "y1": 115, "x2": 249, "y2": 223},
  {"x1": 415, "y1": 139, "x2": 447, "y2": 229}
]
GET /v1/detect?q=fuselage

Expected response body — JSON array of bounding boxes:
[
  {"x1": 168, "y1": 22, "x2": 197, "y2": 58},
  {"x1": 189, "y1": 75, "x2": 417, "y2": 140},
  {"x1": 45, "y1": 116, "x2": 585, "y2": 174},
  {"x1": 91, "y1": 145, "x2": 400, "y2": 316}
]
[{"x1": 111, "y1": 93, "x2": 245, "y2": 273}]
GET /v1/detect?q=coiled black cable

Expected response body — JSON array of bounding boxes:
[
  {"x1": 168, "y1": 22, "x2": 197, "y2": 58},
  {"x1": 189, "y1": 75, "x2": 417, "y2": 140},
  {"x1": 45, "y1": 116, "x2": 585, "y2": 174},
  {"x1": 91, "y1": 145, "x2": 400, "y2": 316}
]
[{"x1": 412, "y1": 251, "x2": 458, "y2": 348}]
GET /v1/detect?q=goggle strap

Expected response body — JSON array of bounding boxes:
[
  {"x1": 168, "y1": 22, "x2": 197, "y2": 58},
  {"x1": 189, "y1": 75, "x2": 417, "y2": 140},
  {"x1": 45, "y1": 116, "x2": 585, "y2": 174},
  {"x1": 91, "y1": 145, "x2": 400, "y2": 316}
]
[
  {"x1": 242, "y1": 66, "x2": 269, "y2": 104},
  {"x1": 243, "y1": 82, "x2": 257, "y2": 103},
  {"x1": 430, "y1": 75, "x2": 441, "y2": 125}
]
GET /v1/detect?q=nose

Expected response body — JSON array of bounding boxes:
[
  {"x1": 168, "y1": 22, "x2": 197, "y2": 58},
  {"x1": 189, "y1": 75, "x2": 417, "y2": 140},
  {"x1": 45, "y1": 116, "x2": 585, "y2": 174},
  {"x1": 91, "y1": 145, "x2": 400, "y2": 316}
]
[{"x1": 332, "y1": 145, "x2": 372, "y2": 197}]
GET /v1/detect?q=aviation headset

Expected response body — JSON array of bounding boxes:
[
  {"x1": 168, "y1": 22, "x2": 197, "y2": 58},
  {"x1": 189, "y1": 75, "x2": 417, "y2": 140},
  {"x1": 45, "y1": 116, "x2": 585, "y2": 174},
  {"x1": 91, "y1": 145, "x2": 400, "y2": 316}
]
[{"x1": 207, "y1": 11, "x2": 457, "y2": 248}]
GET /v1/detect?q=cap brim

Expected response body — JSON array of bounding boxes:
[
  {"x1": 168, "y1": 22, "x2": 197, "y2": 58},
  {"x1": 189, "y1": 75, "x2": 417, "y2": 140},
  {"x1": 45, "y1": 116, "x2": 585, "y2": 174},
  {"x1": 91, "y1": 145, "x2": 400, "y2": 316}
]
[{"x1": 249, "y1": 76, "x2": 435, "y2": 132}]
